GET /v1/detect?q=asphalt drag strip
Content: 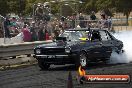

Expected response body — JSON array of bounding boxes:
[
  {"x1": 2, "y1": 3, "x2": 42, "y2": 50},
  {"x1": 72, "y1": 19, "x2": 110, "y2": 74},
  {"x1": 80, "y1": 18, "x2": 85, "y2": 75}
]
[{"x1": 0, "y1": 62, "x2": 132, "y2": 88}]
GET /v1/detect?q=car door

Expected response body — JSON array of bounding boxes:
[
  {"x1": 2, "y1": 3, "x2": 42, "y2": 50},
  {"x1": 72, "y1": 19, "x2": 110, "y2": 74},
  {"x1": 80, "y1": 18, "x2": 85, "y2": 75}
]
[
  {"x1": 84, "y1": 31, "x2": 103, "y2": 59},
  {"x1": 99, "y1": 30, "x2": 112, "y2": 58},
  {"x1": 106, "y1": 31, "x2": 123, "y2": 51}
]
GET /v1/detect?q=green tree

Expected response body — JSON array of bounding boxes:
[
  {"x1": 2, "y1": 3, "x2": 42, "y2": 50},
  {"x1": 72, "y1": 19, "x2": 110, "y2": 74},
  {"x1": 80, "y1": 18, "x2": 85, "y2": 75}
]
[
  {"x1": 84, "y1": 0, "x2": 98, "y2": 14},
  {"x1": 115, "y1": 0, "x2": 132, "y2": 25},
  {"x1": 95, "y1": 0, "x2": 132, "y2": 25},
  {"x1": 96, "y1": 0, "x2": 115, "y2": 16},
  {"x1": 0, "y1": 1, "x2": 8, "y2": 16},
  {"x1": 19, "y1": 0, "x2": 27, "y2": 15},
  {"x1": 25, "y1": 0, "x2": 47, "y2": 16},
  {"x1": 6, "y1": 0, "x2": 26, "y2": 16},
  {"x1": 7, "y1": 0, "x2": 19, "y2": 14}
]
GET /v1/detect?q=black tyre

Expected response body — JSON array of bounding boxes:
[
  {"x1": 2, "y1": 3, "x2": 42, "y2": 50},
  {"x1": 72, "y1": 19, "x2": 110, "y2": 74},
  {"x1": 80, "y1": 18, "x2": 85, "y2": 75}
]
[
  {"x1": 76, "y1": 52, "x2": 87, "y2": 68},
  {"x1": 11, "y1": 56, "x2": 16, "y2": 59},
  {"x1": 38, "y1": 60, "x2": 50, "y2": 70},
  {"x1": 27, "y1": 54, "x2": 31, "y2": 57},
  {"x1": 102, "y1": 59, "x2": 110, "y2": 64}
]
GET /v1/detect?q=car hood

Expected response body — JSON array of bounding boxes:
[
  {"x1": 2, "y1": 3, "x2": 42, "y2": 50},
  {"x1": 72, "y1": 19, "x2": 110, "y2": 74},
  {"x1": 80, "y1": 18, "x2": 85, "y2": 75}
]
[{"x1": 36, "y1": 41, "x2": 80, "y2": 48}]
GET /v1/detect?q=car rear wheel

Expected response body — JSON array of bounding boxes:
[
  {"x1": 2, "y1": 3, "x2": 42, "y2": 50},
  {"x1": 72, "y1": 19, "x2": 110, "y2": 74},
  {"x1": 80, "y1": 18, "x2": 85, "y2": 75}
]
[
  {"x1": 38, "y1": 60, "x2": 50, "y2": 70},
  {"x1": 112, "y1": 47, "x2": 124, "y2": 54}
]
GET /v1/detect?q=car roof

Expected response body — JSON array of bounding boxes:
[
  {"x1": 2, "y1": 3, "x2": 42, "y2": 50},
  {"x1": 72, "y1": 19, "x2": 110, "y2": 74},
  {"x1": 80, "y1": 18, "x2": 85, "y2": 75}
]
[{"x1": 66, "y1": 28, "x2": 107, "y2": 32}]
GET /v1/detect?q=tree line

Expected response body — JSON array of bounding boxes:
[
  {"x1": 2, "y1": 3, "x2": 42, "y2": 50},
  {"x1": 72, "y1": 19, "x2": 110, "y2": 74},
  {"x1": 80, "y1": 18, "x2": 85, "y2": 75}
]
[{"x1": 0, "y1": 0, "x2": 132, "y2": 19}]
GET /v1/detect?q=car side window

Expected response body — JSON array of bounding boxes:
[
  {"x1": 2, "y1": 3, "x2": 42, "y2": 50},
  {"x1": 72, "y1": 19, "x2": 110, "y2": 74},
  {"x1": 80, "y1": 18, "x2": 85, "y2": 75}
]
[
  {"x1": 91, "y1": 31, "x2": 101, "y2": 41},
  {"x1": 99, "y1": 31, "x2": 111, "y2": 41}
]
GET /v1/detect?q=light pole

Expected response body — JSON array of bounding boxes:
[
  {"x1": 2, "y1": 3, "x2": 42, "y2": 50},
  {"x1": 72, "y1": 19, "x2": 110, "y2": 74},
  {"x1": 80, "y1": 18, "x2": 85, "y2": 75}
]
[
  {"x1": 33, "y1": 4, "x2": 35, "y2": 20},
  {"x1": 60, "y1": 2, "x2": 62, "y2": 18}
]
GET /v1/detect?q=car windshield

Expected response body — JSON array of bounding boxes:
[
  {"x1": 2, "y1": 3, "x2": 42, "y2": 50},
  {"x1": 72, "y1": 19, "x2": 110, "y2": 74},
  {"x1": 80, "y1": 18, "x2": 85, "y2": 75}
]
[{"x1": 59, "y1": 30, "x2": 90, "y2": 41}]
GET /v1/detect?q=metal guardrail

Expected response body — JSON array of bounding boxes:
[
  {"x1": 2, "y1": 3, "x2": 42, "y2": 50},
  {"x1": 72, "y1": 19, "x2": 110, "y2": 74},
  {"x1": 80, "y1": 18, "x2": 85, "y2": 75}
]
[{"x1": 0, "y1": 40, "x2": 52, "y2": 59}]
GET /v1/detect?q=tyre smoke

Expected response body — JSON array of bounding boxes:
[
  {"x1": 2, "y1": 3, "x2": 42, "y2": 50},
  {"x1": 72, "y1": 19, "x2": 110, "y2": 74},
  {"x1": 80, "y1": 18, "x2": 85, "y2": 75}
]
[{"x1": 109, "y1": 30, "x2": 132, "y2": 64}]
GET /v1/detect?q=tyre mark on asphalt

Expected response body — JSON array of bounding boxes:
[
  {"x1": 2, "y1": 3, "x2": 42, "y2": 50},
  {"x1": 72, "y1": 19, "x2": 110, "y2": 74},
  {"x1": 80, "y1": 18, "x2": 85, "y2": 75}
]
[
  {"x1": 0, "y1": 69, "x2": 69, "y2": 88},
  {"x1": 0, "y1": 65, "x2": 39, "y2": 77}
]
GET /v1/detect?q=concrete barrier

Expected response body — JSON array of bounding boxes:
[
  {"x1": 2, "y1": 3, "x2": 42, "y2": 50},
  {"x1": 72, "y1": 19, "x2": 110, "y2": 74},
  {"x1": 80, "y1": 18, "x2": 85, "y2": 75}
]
[{"x1": 0, "y1": 40, "x2": 52, "y2": 58}]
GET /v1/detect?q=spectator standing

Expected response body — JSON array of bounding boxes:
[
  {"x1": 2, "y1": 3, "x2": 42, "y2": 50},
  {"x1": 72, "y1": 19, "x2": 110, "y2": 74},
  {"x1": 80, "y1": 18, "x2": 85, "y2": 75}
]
[
  {"x1": 38, "y1": 22, "x2": 45, "y2": 41},
  {"x1": 38, "y1": 28, "x2": 45, "y2": 41},
  {"x1": 10, "y1": 17, "x2": 16, "y2": 27},
  {"x1": 51, "y1": 19, "x2": 60, "y2": 39},
  {"x1": 10, "y1": 17, "x2": 19, "y2": 36},
  {"x1": 79, "y1": 13, "x2": 86, "y2": 28},
  {"x1": 107, "y1": 16, "x2": 112, "y2": 30},
  {"x1": 53, "y1": 25, "x2": 60, "y2": 38},
  {"x1": 22, "y1": 24, "x2": 31, "y2": 42},
  {"x1": 30, "y1": 21, "x2": 38, "y2": 41},
  {"x1": 4, "y1": 16, "x2": 11, "y2": 38},
  {"x1": 71, "y1": 13, "x2": 76, "y2": 28},
  {"x1": 24, "y1": 19, "x2": 30, "y2": 27},
  {"x1": 90, "y1": 11, "x2": 96, "y2": 20},
  {"x1": 45, "y1": 29, "x2": 49, "y2": 40},
  {"x1": 16, "y1": 17, "x2": 24, "y2": 29},
  {"x1": 35, "y1": 3, "x2": 43, "y2": 21},
  {"x1": 98, "y1": 14, "x2": 109, "y2": 28}
]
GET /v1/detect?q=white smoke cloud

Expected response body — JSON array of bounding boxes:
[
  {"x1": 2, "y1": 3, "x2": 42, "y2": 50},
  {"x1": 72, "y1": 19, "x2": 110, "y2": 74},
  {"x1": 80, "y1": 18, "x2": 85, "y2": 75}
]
[{"x1": 109, "y1": 30, "x2": 132, "y2": 64}]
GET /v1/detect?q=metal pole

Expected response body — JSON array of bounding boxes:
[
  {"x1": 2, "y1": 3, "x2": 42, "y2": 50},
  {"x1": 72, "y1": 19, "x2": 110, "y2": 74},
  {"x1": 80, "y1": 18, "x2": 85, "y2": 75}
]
[
  {"x1": 0, "y1": 15, "x2": 6, "y2": 44},
  {"x1": 49, "y1": 1, "x2": 52, "y2": 37},
  {"x1": 2, "y1": 20, "x2": 5, "y2": 44},
  {"x1": 33, "y1": 4, "x2": 35, "y2": 21},
  {"x1": 49, "y1": 2, "x2": 51, "y2": 14},
  {"x1": 60, "y1": 3, "x2": 62, "y2": 19},
  {"x1": 75, "y1": 3, "x2": 78, "y2": 29}
]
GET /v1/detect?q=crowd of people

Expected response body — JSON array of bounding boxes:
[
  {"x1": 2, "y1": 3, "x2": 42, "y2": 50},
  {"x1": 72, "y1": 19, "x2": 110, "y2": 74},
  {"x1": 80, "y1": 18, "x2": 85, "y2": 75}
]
[{"x1": 0, "y1": 10, "x2": 112, "y2": 43}]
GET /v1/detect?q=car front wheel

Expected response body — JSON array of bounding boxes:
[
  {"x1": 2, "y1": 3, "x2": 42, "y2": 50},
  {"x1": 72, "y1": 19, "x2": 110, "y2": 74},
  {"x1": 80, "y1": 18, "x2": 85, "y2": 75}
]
[
  {"x1": 38, "y1": 60, "x2": 50, "y2": 70},
  {"x1": 76, "y1": 52, "x2": 87, "y2": 68}
]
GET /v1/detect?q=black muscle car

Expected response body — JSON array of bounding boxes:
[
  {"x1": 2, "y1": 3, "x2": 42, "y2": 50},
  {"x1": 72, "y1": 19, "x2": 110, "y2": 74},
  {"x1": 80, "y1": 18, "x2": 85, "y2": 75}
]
[{"x1": 34, "y1": 28, "x2": 123, "y2": 69}]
